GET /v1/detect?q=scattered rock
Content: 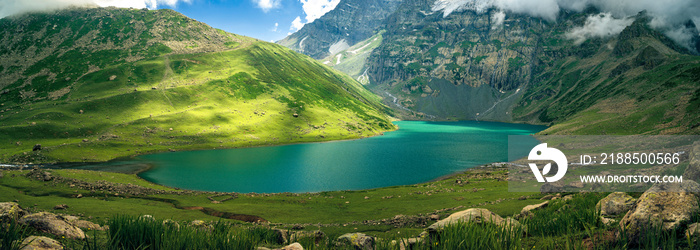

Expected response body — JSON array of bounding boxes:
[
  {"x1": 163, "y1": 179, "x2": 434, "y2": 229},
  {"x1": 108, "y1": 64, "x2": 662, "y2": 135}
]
[
  {"x1": 540, "y1": 195, "x2": 554, "y2": 200},
  {"x1": 191, "y1": 220, "x2": 207, "y2": 227},
  {"x1": 618, "y1": 181, "x2": 700, "y2": 245},
  {"x1": 42, "y1": 172, "x2": 53, "y2": 181},
  {"x1": 566, "y1": 181, "x2": 585, "y2": 189},
  {"x1": 540, "y1": 182, "x2": 564, "y2": 193},
  {"x1": 293, "y1": 113, "x2": 299, "y2": 118},
  {"x1": 337, "y1": 233, "x2": 374, "y2": 250},
  {"x1": 519, "y1": 201, "x2": 549, "y2": 218},
  {"x1": 562, "y1": 195, "x2": 574, "y2": 201},
  {"x1": 597, "y1": 192, "x2": 635, "y2": 217},
  {"x1": 53, "y1": 204, "x2": 68, "y2": 210},
  {"x1": 109, "y1": 75, "x2": 117, "y2": 81},
  {"x1": 0, "y1": 202, "x2": 28, "y2": 221},
  {"x1": 21, "y1": 236, "x2": 64, "y2": 250},
  {"x1": 399, "y1": 237, "x2": 422, "y2": 250},
  {"x1": 64, "y1": 216, "x2": 104, "y2": 231},
  {"x1": 19, "y1": 212, "x2": 86, "y2": 239},
  {"x1": 600, "y1": 216, "x2": 617, "y2": 226},
  {"x1": 686, "y1": 223, "x2": 700, "y2": 239},
  {"x1": 273, "y1": 229, "x2": 325, "y2": 244},
  {"x1": 275, "y1": 242, "x2": 304, "y2": 250},
  {"x1": 429, "y1": 214, "x2": 440, "y2": 220},
  {"x1": 33, "y1": 144, "x2": 42, "y2": 151},
  {"x1": 427, "y1": 208, "x2": 514, "y2": 233},
  {"x1": 82, "y1": 139, "x2": 89, "y2": 143}
]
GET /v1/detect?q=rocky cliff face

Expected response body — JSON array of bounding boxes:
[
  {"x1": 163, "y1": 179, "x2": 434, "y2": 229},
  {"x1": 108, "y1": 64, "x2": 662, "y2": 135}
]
[
  {"x1": 277, "y1": 0, "x2": 402, "y2": 59},
  {"x1": 364, "y1": 0, "x2": 594, "y2": 120},
  {"x1": 368, "y1": 0, "x2": 546, "y2": 91},
  {"x1": 281, "y1": 0, "x2": 700, "y2": 133}
]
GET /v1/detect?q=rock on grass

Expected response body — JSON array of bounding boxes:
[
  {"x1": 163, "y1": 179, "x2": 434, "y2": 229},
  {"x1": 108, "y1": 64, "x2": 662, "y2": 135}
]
[
  {"x1": 0, "y1": 202, "x2": 28, "y2": 221},
  {"x1": 597, "y1": 192, "x2": 635, "y2": 217},
  {"x1": 337, "y1": 233, "x2": 374, "y2": 250},
  {"x1": 619, "y1": 181, "x2": 700, "y2": 245},
  {"x1": 19, "y1": 212, "x2": 86, "y2": 239},
  {"x1": 21, "y1": 236, "x2": 64, "y2": 250},
  {"x1": 427, "y1": 208, "x2": 522, "y2": 233}
]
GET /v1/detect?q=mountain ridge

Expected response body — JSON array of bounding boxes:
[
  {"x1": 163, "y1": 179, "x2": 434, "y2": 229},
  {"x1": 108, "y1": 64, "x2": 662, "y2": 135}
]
[
  {"x1": 277, "y1": 0, "x2": 402, "y2": 59},
  {"x1": 281, "y1": 0, "x2": 700, "y2": 134},
  {"x1": 0, "y1": 7, "x2": 396, "y2": 163}
]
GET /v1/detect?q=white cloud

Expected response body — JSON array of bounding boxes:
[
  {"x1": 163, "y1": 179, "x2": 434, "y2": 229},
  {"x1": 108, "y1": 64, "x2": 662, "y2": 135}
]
[
  {"x1": 565, "y1": 13, "x2": 634, "y2": 44},
  {"x1": 272, "y1": 22, "x2": 279, "y2": 32},
  {"x1": 299, "y1": 0, "x2": 340, "y2": 23},
  {"x1": 288, "y1": 0, "x2": 340, "y2": 33},
  {"x1": 290, "y1": 16, "x2": 305, "y2": 31},
  {"x1": 432, "y1": 0, "x2": 559, "y2": 21},
  {"x1": 432, "y1": 0, "x2": 700, "y2": 50},
  {"x1": 252, "y1": 0, "x2": 280, "y2": 12},
  {"x1": 0, "y1": 0, "x2": 192, "y2": 18},
  {"x1": 491, "y1": 10, "x2": 505, "y2": 29}
]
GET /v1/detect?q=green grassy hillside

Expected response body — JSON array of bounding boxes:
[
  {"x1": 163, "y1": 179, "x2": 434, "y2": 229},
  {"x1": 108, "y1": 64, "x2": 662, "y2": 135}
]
[
  {"x1": 0, "y1": 8, "x2": 395, "y2": 163},
  {"x1": 513, "y1": 17, "x2": 700, "y2": 135}
]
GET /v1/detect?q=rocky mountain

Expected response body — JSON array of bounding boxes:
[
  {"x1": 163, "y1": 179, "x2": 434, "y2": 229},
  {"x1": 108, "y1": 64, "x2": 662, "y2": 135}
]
[
  {"x1": 277, "y1": 0, "x2": 402, "y2": 59},
  {"x1": 0, "y1": 7, "x2": 395, "y2": 163},
  {"x1": 281, "y1": 0, "x2": 700, "y2": 134}
]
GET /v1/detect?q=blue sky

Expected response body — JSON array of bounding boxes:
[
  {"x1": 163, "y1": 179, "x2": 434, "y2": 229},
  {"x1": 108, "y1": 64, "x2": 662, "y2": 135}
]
[
  {"x1": 0, "y1": 0, "x2": 342, "y2": 42},
  {"x1": 168, "y1": 0, "x2": 311, "y2": 42}
]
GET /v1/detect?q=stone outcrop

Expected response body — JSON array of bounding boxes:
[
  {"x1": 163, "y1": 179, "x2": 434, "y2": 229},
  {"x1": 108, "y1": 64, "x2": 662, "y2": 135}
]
[
  {"x1": 0, "y1": 202, "x2": 28, "y2": 221},
  {"x1": 337, "y1": 233, "x2": 374, "y2": 250},
  {"x1": 19, "y1": 212, "x2": 86, "y2": 239},
  {"x1": 277, "y1": 242, "x2": 304, "y2": 250},
  {"x1": 618, "y1": 181, "x2": 700, "y2": 245},
  {"x1": 427, "y1": 208, "x2": 521, "y2": 233},
  {"x1": 273, "y1": 229, "x2": 325, "y2": 245},
  {"x1": 597, "y1": 192, "x2": 636, "y2": 217},
  {"x1": 258, "y1": 242, "x2": 304, "y2": 250},
  {"x1": 21, "y1": 236, "x2": 64, "y2": 250},
  {"x1": 63, "y1": 215, "x2": 105, "y2": 231},
  {"x1": 518, "y1": 201, "x2": 549, "y2": 219}
]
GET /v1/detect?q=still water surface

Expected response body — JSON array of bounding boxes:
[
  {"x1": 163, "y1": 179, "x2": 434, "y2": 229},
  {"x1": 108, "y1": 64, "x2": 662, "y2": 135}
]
[{"x1": 85, "y1": 121, "x2": 546, "y2": 193}]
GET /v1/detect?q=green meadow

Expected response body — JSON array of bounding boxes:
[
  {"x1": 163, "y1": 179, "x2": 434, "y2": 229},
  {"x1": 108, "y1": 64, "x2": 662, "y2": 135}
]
[{"x1": 0, "y1": 41, "x2": 395, "y2": 163}]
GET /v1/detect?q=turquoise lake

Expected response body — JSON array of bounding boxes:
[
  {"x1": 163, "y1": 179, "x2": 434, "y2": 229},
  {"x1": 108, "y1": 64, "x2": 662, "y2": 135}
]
[{"x1": 91, "y1": 121, "x2": 545, "y2": 193}]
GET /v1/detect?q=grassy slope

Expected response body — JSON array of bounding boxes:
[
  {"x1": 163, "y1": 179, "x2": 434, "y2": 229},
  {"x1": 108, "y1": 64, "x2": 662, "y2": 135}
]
[
  {"x1": 512, "y1": 19, "x2": 700, "y2": 135},
  {"x1": 0, "y1": 167, "x2": 542, "y2": 238},
  {"x1": 0, "y1": 9, "x2": 395, "y2": 163}
]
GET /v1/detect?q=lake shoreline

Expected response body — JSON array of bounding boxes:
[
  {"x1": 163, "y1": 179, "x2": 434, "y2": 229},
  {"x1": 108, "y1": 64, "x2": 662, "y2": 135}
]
[
  {"x1": 87, "y1": 121, "x2": 545, "y2": 193},
  {"x1": 13, "y1": 124, "x2": 400, "y2": 168}
]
